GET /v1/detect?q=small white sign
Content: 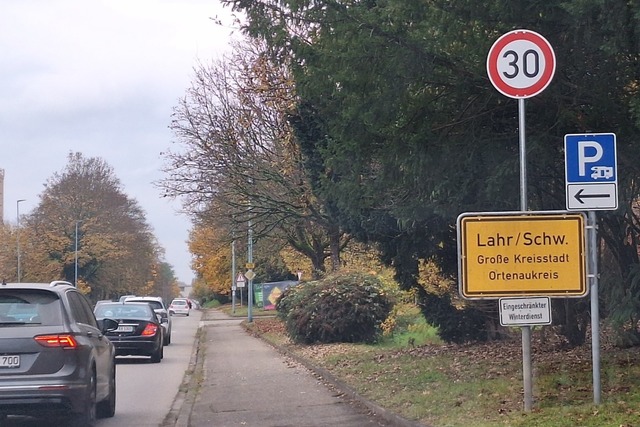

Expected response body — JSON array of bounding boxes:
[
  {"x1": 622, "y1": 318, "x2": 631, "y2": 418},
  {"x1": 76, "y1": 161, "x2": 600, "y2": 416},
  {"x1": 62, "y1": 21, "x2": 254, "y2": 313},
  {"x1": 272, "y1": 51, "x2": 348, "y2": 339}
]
[
  {"x1": 499, "y1": 297, "x2": 552, "y2": 326},
  {"x1": 567, "y1": 183, "x2": 617, "y2": 210}
]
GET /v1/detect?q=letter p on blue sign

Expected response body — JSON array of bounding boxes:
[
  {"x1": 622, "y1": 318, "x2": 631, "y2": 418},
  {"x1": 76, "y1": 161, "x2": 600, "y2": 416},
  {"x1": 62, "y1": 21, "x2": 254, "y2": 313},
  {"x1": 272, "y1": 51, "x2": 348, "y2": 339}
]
[{"x1": 565, "y1": 133, "x2": 616, "y2": 183}]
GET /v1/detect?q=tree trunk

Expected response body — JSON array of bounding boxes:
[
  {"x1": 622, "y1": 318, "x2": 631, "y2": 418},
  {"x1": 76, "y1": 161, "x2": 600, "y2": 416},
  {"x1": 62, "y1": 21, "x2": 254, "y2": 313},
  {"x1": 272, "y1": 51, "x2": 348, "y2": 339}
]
[{"x1": 328, "y1": 224, "x2": 341, "y2": 272}]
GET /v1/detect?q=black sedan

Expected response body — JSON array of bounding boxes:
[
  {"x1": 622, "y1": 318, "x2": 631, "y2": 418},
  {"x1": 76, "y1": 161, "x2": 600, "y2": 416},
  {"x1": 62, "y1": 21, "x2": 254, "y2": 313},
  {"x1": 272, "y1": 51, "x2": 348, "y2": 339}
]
[{"x1": 94, "y1": 302, "x2": 164, "y2": 363}]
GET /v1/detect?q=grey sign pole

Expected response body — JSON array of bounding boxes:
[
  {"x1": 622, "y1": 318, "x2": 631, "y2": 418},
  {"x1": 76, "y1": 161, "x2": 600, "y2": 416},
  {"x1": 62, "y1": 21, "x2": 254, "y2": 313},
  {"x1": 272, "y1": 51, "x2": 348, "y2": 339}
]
[
  {"x1": 487, "y1": 29, "x2": 556, "y2": 412},
  {"x1": 565, "y1": 133, "x2": 617, "y2": 405},
  {"x1": 232, "y1": 240, "x2": 236, "y2": 314},
  {"x1": 247, "y1": 219, "x2": 254, "y2": 323},
  {"x1": 518, "y1": 98, "x2": 533, "y2": 412},
  {"x1": 588, "y1": 211, "x2": 601, "y2": 404}
]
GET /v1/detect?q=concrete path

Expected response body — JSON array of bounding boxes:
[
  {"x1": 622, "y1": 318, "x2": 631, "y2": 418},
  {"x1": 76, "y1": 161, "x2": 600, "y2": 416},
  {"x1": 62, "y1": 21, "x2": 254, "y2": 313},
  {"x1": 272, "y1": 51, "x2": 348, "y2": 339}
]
[{"x1": 179, "y1": 309, "x2": 393, "y2": 427}]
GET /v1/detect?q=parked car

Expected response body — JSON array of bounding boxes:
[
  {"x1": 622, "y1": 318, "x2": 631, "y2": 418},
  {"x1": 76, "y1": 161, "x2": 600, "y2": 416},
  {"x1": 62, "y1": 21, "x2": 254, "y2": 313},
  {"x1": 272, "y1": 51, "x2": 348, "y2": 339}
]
[
  {"x1": 94, "y1": 302, "x2": 164, "y2": 363},
  {"x1": 94, "y1": 299, "x2": 115, "y2": 311},
  {"x1": 123, "y1": 296, "x2": 172, "y2": 345},
  {"x1": 0, "y1": 281, "x2": 118, "y2": 426},
  {"x1": 118, "y1": 294, "x2": 136, "y2": 303},
  {"x1": 169, "y1": 298, "x2": 190, "y2": 316}
]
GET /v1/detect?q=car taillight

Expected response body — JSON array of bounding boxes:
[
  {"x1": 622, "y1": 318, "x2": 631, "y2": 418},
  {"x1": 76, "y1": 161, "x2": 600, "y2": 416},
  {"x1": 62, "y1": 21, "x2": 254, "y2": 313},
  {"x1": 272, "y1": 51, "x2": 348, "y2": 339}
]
[
  {"x1": 141, "y1": 324, "x2": 158, "y2": 336},
  {"x1": 35, "y1": 334, "x2": 78, "y2": 349}
]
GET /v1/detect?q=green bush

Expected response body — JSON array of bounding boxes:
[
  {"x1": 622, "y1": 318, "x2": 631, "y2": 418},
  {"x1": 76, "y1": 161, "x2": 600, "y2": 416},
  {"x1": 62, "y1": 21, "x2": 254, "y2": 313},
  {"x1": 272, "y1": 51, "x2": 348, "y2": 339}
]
[
  {"x1": 279, "y1": 271, "x2": 393, "y2": 344},
  {"x1": 275, "y1": 282, "x2": 316, "y2": 321},
  {"x1": 203, "y1": 299, "x2": 221, "y2": 308}
]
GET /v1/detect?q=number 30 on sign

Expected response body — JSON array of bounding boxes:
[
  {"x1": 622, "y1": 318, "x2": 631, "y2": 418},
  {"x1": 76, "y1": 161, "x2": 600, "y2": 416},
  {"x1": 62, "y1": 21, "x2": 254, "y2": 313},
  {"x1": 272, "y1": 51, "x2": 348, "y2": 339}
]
[{"x1": 487, "y1": 29, "x2": 556, "y2": 99}]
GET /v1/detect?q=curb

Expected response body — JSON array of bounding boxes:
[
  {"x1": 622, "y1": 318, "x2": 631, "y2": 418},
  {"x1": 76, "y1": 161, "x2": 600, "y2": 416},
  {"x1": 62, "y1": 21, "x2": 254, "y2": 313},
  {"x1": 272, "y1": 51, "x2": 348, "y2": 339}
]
[{"x1": 161, "y1": 321, "x2": 207, "y2": 427}]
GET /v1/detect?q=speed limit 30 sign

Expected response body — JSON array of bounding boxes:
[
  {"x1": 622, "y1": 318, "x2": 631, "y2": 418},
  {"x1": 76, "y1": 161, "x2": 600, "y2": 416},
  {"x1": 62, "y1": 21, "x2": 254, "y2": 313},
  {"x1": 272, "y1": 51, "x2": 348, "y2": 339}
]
[{"x1": 487, "y1": 29, "x2": 556, "y2": 98}]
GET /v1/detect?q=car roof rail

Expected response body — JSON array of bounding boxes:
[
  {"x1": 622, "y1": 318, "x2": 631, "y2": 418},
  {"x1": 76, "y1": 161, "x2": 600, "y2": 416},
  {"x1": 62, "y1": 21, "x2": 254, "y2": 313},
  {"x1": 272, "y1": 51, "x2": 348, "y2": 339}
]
[{"x1": 49, "y1": 280, "x2": 74, "y2": 287}]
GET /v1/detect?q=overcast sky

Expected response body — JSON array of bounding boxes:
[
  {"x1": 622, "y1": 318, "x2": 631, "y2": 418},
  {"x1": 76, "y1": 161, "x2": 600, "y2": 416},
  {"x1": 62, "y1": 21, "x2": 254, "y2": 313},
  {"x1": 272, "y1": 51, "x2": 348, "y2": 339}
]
[{"x1": 0, "y1": 0, "x2": 237, "y2": 284}]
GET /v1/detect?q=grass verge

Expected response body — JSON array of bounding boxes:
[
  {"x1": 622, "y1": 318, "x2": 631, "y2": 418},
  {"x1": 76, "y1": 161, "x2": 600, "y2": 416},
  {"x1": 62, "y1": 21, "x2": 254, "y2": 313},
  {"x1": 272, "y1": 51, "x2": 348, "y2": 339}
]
[{"x1": 243, "y1": 311, "x2": 640, "y2": 427}]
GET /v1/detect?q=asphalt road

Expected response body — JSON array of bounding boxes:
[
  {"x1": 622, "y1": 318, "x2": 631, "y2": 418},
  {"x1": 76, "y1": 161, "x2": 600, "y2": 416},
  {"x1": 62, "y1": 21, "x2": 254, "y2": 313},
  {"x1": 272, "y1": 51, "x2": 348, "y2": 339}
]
[{"x1": 3, "y1": 310, "x2": 202, "y2": 427}]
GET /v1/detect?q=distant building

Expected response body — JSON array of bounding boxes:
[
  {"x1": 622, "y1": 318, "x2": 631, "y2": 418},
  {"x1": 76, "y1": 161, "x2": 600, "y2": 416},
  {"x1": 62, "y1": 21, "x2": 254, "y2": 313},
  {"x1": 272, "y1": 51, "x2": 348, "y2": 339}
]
[
  {"x1": 0, "y1": 168, "x2": 4, "y2": 224},
  {"x1": 178, "y1": 282, "x2": 193, "y2": 298}
]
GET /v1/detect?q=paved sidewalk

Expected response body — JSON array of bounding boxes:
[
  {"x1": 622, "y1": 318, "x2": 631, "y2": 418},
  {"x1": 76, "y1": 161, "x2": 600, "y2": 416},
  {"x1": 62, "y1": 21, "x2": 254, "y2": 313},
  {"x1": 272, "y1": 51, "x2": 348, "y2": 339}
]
[{"x1": 168, "y1": 309, "x2": 423, "y2": 427}]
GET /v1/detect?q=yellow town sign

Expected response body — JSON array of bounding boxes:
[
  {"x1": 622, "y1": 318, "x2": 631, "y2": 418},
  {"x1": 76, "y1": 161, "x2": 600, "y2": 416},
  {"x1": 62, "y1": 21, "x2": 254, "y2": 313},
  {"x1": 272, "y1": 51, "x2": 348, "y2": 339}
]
[{"x1": 457, "y1": 212, "x2": 587, "y2": 299}]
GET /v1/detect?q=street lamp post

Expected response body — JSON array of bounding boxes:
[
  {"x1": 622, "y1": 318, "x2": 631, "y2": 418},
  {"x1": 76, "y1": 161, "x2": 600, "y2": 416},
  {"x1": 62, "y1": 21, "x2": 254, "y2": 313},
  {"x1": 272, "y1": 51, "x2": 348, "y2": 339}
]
[
  {"x1": 74, "y1": 221, "x2": 81, "y2": 287},
  {"x1": 247, "y1": 219, "x2": 254, "y2": 323},
  {"x1": 16, "y1": 199, "x2": 25, "y2": 282},
  {"x1": 231, "y1": 240, "x2": 236, "y2": 314}
]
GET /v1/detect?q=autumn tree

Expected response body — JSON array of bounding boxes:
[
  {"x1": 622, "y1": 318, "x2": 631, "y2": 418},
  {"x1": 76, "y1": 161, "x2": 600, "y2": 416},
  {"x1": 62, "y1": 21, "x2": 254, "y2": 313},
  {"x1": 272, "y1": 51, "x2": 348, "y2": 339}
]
[
  {"x1": 189, "y1": 222, "x2": 232, "y2": 297},
  {"x1": 0, "y1": 223, "x2": 17, "y2": 282},
  {"x1": 149, "y1": 261, "x2": 182, "y2": 305},
  {"x1": 160, "y1": 39, "x2": 349, "y2": 278},
  {"x1": 189, "y1": 218, "x2": 297, "y2": 303},
  {"x1": 22, "y1": 152, "x2": 162, "y2": 301}
]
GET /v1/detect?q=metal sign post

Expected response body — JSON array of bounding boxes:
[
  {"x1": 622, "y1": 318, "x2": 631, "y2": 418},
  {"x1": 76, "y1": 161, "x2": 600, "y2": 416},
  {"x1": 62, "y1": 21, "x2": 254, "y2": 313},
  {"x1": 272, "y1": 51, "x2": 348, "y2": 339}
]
[
  {"x1": 231, "y1": 240, "x2": 237, "y2": 314},
  {"x1": 247, "y1": 220, "x2": 254, "y2": 323},
  {"x1": 486, "y1": 29, "x2": 556, "y2": 411},
  {"x1": 565, "y1": 132, "x2": 617, "y2": 405}
]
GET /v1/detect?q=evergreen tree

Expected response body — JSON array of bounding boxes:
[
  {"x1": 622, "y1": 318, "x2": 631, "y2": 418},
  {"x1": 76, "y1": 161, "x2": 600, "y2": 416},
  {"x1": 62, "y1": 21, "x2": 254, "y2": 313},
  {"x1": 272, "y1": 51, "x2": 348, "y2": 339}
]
[{"x1": 222, "y1": 0, "x2": 640, "y2": 343}]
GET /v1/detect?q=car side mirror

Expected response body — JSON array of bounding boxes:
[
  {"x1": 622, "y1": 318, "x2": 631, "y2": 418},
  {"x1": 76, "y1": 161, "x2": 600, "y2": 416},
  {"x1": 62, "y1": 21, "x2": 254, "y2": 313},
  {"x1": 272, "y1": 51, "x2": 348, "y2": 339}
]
[{"x1": 98, "y1": 318, "x2": 119, "y2": 332}]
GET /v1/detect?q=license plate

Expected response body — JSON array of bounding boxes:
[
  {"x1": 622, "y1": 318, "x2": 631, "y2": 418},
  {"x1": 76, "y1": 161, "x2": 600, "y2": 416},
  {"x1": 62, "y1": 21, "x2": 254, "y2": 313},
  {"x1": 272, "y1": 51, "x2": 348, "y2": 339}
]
[
  {"x1": 0, "y1": 355, "x2": 20, "y2": 368},
  {"x1": 115, "y1": 326, "x2": 134, "y2": 333}
]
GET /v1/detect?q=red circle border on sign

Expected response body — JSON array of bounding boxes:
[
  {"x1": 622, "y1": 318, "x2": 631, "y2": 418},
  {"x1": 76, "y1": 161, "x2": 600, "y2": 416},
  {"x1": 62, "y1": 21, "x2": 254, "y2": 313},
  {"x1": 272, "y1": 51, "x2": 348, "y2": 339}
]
[{"x1": 487, "y1": 29, "x2": 556, "y2": 98}]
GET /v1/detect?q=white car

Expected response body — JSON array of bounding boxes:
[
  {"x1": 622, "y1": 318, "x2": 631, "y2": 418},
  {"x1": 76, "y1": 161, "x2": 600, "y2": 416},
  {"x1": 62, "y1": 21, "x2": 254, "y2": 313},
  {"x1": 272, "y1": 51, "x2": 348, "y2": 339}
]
[{"x1": 169, "y1": 298, "x2": 190, "y2": 316}]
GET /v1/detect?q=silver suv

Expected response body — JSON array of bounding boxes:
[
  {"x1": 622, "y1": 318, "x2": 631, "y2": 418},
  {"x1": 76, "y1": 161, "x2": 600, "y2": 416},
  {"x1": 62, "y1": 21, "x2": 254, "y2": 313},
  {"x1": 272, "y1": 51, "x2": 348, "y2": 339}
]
[{"x1": 0, "y1": 281, "x2": 118, "y2": 426}]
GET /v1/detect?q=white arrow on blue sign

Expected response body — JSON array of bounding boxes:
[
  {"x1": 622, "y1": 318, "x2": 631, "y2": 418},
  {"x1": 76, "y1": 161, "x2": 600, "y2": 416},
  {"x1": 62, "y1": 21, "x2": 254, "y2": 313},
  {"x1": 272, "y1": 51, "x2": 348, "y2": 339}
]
[{"x1": 565, "y1": 133, "x2": 618, "y2": 211}]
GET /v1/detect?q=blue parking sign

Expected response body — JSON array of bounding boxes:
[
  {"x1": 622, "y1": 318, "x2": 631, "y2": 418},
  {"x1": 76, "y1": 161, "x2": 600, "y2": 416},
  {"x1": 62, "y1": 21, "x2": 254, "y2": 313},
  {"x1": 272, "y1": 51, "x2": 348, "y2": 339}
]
[
  {"x1": 565, "y1": 133, "x2": 617, "y2": 211},
  {"x1": 565, "y1": 133, "x2": 616, "y2": 183}
]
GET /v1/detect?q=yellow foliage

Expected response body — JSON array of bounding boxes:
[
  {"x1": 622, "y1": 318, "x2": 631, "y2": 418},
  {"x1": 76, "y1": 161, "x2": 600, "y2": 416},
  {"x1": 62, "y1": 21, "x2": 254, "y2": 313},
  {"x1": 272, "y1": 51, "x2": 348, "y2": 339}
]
[
  {"x1": 417, "y1": 258, "x2": 454, "y2": 295},
  {"x1": 279, "y1": 240, "x2": 397, "y2": 283},
  {"x1": 279, "y1": 246, "x2": 312, "y2": 281},
  {"x1": 339, "y1": 241, "x2": 397, "y2": 285},
  {"x1": 188, "y1": 223, "x2": 232, "y2": 296}
]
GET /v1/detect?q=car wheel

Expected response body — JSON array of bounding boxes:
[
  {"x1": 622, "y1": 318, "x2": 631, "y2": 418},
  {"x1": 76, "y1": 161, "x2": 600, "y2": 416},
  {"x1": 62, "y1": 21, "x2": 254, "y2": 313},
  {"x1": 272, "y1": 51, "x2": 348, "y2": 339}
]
[
  {"x1": 96, "y1": 364, "x2": 116, "y2": 418},
  {"x1": 68, "y1": 371, "x2": 97, "y2": 427},
  {"x1": 150, "y1": 343, "x2": 162, "y2": 363},
  {"x1": 165, "y1": 332, "x2": 171, "y2": 346}
]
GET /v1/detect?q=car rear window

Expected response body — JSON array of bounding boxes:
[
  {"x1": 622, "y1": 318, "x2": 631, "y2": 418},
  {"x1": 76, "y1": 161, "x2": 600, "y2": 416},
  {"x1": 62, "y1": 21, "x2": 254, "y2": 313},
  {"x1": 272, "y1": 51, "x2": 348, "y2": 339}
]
[
  {"x1": 95, "y1": 304, "x2": 153, "y2": 319},
  {"x1": 0, "y1": 290, "x2": 63, "y2": 326},
  {"x1": 128, "y1": 300, "x2": 162, "y2": 310},
  {"x1": 172, "y1": 300, "x2": 187, "y2": 306}
]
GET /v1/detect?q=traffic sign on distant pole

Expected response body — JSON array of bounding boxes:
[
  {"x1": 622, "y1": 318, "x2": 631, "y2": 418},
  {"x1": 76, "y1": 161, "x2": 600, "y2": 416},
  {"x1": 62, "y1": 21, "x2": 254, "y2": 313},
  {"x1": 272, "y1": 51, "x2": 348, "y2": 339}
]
[
  {"x1": 487, "y1": 29, "x2": 556, "y2": 99},
  {"x1": 236, "y1": 272, "x2": 246, "y2": 288}
]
